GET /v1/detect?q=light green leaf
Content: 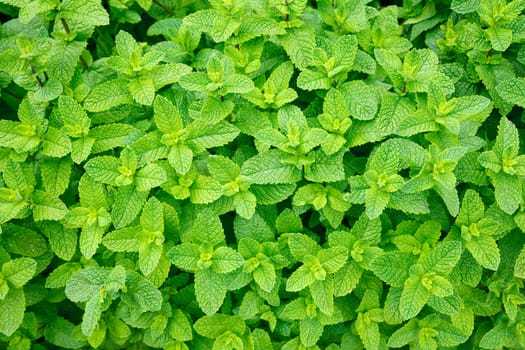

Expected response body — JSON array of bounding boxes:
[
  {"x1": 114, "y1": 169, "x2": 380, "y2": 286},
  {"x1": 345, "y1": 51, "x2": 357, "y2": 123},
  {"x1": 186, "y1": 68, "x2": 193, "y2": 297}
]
[
  {"x1": 102, "y1": 227, "x2": 140, "y2": 252},
  {"x1": 492, "y1": 172, "x2": 521, "y2": 215},
  {"x1": 48, "y1": 40, "x2": 86, "y2": 85},
  {"x1": 280, "y1": 27, "x2": 315, "y2": 70},
  {"x1": 44, "y1": 222, "x2": 77, "y2": 261},
  {"x1": 234, "y1": 190, "x2": 257, "y2": 219},
  {"x1": 371, "y1": 252, "x2": 417, "y2": 287},
  {"x1": 89, "y1": 124, "x2": 141, "y2": 154},
  {"x1": 178, "y1": 72, "x2": 210, "y2": 92},
  {"x1": 71, "y1": 137, "x2": 95, "y2": 164},
  {"x1": 2, "y1": 257, "x2": 36, "y2": 288},
  {"x1": 140, "y1": 197, "x2": 164, "y2": 233},
  {"x1": 44, "y1": 317, "x2": 88, "y2": 349},
  {"x1": 400, "y1": 275, "x2": 430, "y2": 319},
  {"x1": 170, "y1": 309, "x2": 193, "y2": 342},
  {"x1": 0, "y1": 288, "x2": 25, "y2": 336},
  {"x1": 41, "y1": 157, "x2": 72, "y2": 196},
  {"x1": 456, "y1": 189, "x2": 485, "y2": 225},
  {"x1": 82, "y1": 294, "x2": 102, "y2": 336},
  {"x1": 166, "y1": 243, "x2": 201, "y2": 272},
  {"x1": 65, "y1": 268, "x2": 107, "y2": 302},
  {"x1": 514, "y1": 245, "x2": 525, "y2": 278},
  {"x1": 192, "y1": 209, "x2": 225, "y2": 247},
  {"x1": 497, "y1": 78, "x2": 525, "y2": 108},
  {"x1": 32, "y1": 190, "x2": 67, "y2": 221},
  {"x1": 297, "y1": 69, "x2": 330, "y2": 91},
  {"x1": 58, "y1": 0, "x2": 109, "y2": 26},
  {"x1": 45, "y1": 263, "x2": 82, "y2": 289},
  {"x1": 451, "y1": 0, "x2": 481, "y2": 13},
  {"x1": 286, "y1": 265, "x2": 316, "y2": 292},
  {"x1": 84, "y1": 156, "x2": 121, "y2": 185},
  {"x1": 422, "y1": 241, "x2": 462, "y2": 275},
  {"x1": 122, "y1": 272, "x2": 162, "y2": 312},
  {"x1": 479, "y1": 322, "x2": 514, "y2": 349},
  {"x1": 465, "y1": 234, "x2": 500, "y2": 271},
  {"x1": 310, "y1": 278, "x2": 334, "y2": 315},
  {"x1": 304, "y1": 150, "x2": 345, "y2": 183},
  {"x1": 253, "y1": 261, "x2": 276, "y2": 292},
  {"x1": 186, "y1": 121, "x2": 239, "y2": 152},
  {"x1": 486, "y1": 26, "x2": 512, "y2": 51},
  {"x1": 342, "y1": 80, "x2": 378, "y2": 120},
  {"x1": 195, "y1": 268, "x2": 226, "y2": 315},
  {"x1": 334, "y1": 34, "x2": 358, "y2": 70},
  {"x1": 241, "y1": 150, "x2": 302, "y2": 184},
  {"x1": 3, "y1": 160, "x2": 35, "y2": 194},
  {"x1": 84, "y1": 79, "x2": 133, "y2": 112},
  {"x1": 211, "y1": 246, "x2": 244, "y2": 273},
  {"x1": 135, "y1": 163, "x2": 167, "y2": 192},
  {"x1": 387, "y1": 319, "x2": 418, "y2": 347},
  {"x1": 139, "y1": 243, "x2": 162, "y2": 276},
  {"x1": 168, "y1": 143, "x2": 193, "y2": 175},
  {"x1": 299, "y1": 317, "x2": 323, "y2": 347},
  {"x1": 318, "y1": 246, "x2": 348, "y2": 274},
  {"x1": 189, "y1": 175, "x2": 223, "y2": 204},
  {"x1": 111, "y1": 185, "x2": 148, "y2": 229},
  {"x1": 154, "y1": 95, "x2": 183, "y2": 133},
  {"x1": 42, "y1": 127, "x2": 72, "y2": 158},
  {"x1": 288, "y1": 233, "x2": 320, "y2": 261},
  {"x1": 365, "y1": 187, "x2": 389, "y2": 219},
  {"x1": 222, "y1": 74, "x2": 254, "y2": 94},
  {"x1": 194, "y1": 314, "x2": 246, "y2": 338},
  {"x1": 79, "y1": 224, "x2": 104, "y2": 259},
  {"x1": 128, "y1": 76, "x2": 155, "y2": 106},
  {"x1": 356, "y1": 312, "x2": 380, "y2": 350}
]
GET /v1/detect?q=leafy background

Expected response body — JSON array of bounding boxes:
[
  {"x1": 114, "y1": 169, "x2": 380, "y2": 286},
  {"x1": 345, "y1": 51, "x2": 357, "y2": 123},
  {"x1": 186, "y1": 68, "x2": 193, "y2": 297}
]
[{"x1": 0, "y1": 0, "x2": 525, "y2": 349}]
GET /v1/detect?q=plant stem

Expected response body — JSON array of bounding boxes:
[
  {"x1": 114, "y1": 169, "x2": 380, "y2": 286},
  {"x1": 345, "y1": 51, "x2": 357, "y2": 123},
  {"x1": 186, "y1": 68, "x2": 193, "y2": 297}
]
[
  {"x1": 152, "y1": 0, "x2": 174, "y2": 15},
  {"x1": 60, "y1": 18, "x2": 71, "y2": 34}
]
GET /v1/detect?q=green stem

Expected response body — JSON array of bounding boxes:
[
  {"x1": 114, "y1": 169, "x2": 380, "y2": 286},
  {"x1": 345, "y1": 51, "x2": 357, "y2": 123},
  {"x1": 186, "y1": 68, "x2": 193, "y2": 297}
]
[{"x1": 152, "y1": 0, "x2": 174, "y2": 15}]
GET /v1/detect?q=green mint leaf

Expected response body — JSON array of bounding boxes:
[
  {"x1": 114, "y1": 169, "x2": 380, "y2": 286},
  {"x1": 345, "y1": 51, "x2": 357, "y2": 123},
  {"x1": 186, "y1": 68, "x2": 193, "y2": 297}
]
[
  {"x1": 465, "y1": 234, "x2": 500, "y2": 270},
  {"x1": 89, "y1": 123, "x2": 142, "y2": 154},
  {"x1": 102, "y1": 227, "x2": 140, "y2": 252},
  {"x1": 310, "y1": 278, "x2": 334, "y2": 315},
  {"x1": 128, "y1": 76, "x2": 155, "y2": 106},
  {"x1": 241, "y1": 150, "x2": 302, "y2": 185},
  {"x1": 192, "y1": 209, "x2": 225, "y2": 247},
  {"x1": 111, "y1": 185, "x2": 148, "y2": 229},
  {"x1": 84, "y1": 79, "x2": 133, "y2": 112},
  {"x1": 122, "y1": 272, "x2": 162, "y2": 313},
  {"x1": 299, "y1": 317, "x2": 323, "y2": 347},
  {"x1": 42, "y1": 127, "x2": 71, "y2": 158},
  {"x1": 371, "y1": 252, "x2": 417, "y2": 287},
  {"x1": 486, "y1": 26, "x2": 513, "y2": 51},
  {"x1": 497, "y1": 78, "x2": 525, "y2": 108},
  {"x1": 286, "y1": 264, "x2": 316, "y2": 292},
  {"x1": 65, "y1": 268, "x2": 108, "y2": 303},
  {"x1": 0, "y1": 288, "x2": 25, "y2": 336},
  {"x1": 421, "y1": 241, "x2": 462, "y2": 275},
  {"x1": 31, "y1": 190, "x2": 67, "y2": 221},
  {"x1": 195, "y1": 268, "x2": 226, "y2": 315},
  {"x1": 194, "y1": 314, "x2": 246, "y2": 338},
  {"x1": 40, "y1": 158, "x2": 72, "y2": 196},
  {"x1": 400, "y1": 274, "x2": 430, "y2": 320},
  {"x1": 2, "y1": 257, "x2": 36, "y2": 288},
  {"x1": 58, "y1": 0, "x2": 109, "y2": 26},
  {"x1": 211, "y1": 246, "x2": 244, "y2": 273},
  {"x1": 166, "y1": 243, "x2": 200, "y2": 272},
  {"x1": 451, "y1": 0, "x2": 481, "y2": 13},
  {"x1": 82, "y1": 294, "x2": 103, "y2": 336}
]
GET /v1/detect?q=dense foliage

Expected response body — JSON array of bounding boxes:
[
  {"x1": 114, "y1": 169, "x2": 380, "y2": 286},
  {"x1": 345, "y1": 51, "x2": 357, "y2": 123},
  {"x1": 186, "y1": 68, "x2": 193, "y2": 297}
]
[{"x1": 1, "y1": 0, "x2": 525, "y2": 349}]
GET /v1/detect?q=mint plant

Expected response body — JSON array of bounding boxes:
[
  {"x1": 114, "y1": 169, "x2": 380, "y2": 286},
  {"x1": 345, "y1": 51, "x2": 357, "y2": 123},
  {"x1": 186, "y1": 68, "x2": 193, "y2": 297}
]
[{"x1": 1, "y1": 0, "x2": 525, "y2": 349}]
